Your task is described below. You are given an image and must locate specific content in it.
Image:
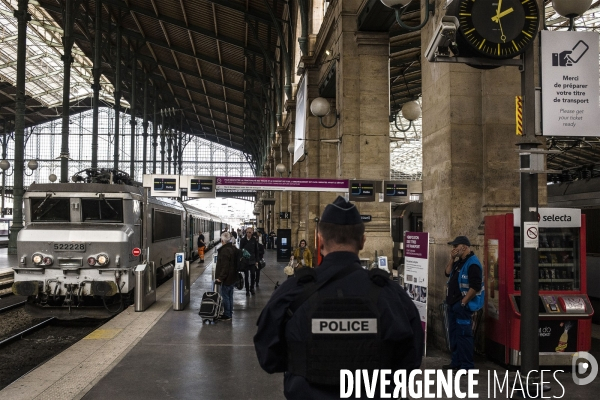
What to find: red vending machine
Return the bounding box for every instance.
[484,208,594,366]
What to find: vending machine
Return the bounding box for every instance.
[484,208,594,366]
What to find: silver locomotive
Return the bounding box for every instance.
[12,175,226,318]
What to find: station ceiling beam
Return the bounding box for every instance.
[100,0,265,58]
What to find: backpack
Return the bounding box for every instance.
[235,247,251,272]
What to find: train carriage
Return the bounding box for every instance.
[12,181,223,318]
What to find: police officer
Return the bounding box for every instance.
[254,196,424,399]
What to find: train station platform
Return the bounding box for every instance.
[1,247,600,399]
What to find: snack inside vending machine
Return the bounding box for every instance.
[484,208,594,366]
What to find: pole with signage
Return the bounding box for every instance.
[403,231,429,354]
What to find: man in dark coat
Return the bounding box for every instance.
[215,231,237,321]
[239,227,259,296]
[254,196,424,399]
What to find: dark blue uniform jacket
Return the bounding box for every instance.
[254,251,424,399]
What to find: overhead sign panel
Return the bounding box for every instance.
[147,174,180,197]
[180,176,216,198]
[541,31,600,136]
[348,180,375,202]
[383,181,408,202]
[215,176,348,192]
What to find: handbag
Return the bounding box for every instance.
[259,259,266,270]
[284,265,295,276]
[235,272,244,290]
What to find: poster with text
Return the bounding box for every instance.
[404,232,429,347]
[541,31,600,136]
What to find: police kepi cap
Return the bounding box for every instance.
[447,236,471,246]
[320,196,362,225]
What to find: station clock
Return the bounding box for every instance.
[454,0,540,59]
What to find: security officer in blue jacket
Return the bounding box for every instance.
[254,196,424,399]
[443,236,484,371]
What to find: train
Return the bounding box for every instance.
[12,170,228,318]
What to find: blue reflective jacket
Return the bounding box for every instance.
[448,254,484,312]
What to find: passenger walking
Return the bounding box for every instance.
[239,227,259,296]
[269,231,276,249]
[230,228,238,244]
[291,239,312,269]
[198,231,206,263]
[443,236,484,371]
[254,196,424,399]
[214,232,237,321]
[252,231,265,288]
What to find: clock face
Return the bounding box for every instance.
[457,0,539,59]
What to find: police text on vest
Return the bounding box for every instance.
[312,319,377,334]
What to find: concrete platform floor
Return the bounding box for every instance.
[82,248,285,400]
[1,246,599,399]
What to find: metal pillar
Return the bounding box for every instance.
[113,18,122,171]
[178,112,183,174]
[160,111,165,173]
[8,0,29,254]
[91,0,102,170]
[60,0,75,182]
[142,75,148,175]
[519,24,541,380]
[167,122,172,175]
[1,120,8,219]
[152,85,158,173]
[172,124,178,174]
[129,51,137,178]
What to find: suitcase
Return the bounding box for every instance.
[199,282,223,323]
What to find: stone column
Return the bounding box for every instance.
[420,3,546,348]
[337,30,392,261]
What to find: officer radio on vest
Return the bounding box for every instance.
[254,196,424,399]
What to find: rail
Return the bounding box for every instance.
[0,317,55,348]
[0,269,14,296]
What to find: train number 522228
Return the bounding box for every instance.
[53,243,86,251]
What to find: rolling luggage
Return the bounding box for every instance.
[199,282,223,323]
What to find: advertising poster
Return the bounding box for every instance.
[403,232,429,346]
[294,74,307,164]
[487,239,500,320]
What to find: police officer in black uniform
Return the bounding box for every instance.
[254,196,424,399]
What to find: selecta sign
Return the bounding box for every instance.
[513,208,581,228]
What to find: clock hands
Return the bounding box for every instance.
[491,1,515,43]
[492,7,515,23]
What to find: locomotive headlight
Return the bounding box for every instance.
[32,253,43,265]
[97,254,109,266]
[87,257,97,266]
[42,256,53,266]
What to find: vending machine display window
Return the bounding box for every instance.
[513,227,580,292]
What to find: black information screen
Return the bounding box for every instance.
[154,178,177,191]
[349,181,375,202]
[385,183,408,197]
[190,179,213,192]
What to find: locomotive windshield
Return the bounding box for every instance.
[30,197,70,222]
[82,198,123,223]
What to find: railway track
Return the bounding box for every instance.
[0,317,55,348]
[0,269,14,296]
[0,296,27,313]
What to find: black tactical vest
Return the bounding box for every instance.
[286,266,394,386]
